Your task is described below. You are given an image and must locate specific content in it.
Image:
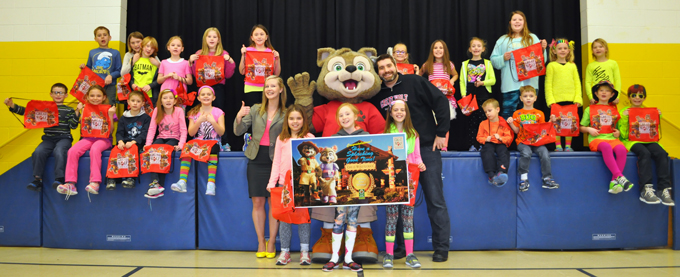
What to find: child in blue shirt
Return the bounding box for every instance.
[79,26,122,105]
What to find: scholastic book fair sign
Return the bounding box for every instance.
[290,134,409,208]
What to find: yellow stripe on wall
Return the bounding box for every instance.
[0,41,124,175]
[581,43,680,157]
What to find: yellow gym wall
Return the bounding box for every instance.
[0,41,125,175]
[581,43,680,157]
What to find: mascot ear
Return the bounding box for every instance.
[357,47,378,59]
[332,145,337,152]
[317,48,336,67]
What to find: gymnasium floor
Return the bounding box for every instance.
[1,247,679,276]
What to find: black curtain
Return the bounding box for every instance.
[128,0,582,151]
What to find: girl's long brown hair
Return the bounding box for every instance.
[505,11,534,47]
[259,76,287,117]
[279,104,310,141]
[127,31,143,54]
[248,24,275,51]
[154,89,180,125]
[200,27,224,56]
[422,40,453,76]
[383,101,419,139]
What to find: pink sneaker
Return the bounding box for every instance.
[299,251,311,265]
[57,183,78,195]
[85,182,100,194]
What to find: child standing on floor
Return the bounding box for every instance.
[57,85,116,196]
[580,81,633,194]
[121,32,144,76]
[507,86,559,192]
[477,99,513,187]
[460,37,496,151]
[545,38,582,152]
[158,36,193,98]
[131,37,161,106]
[585,38,621,105]
[80,26,122,106]
[4,83,79,191]
[239,24,282,106]
[322,103,367,273]
[267,104,314,266]
[618,85,674,205]
[171,86,224,196]
[107,91,150,190]
[145,89,187,198]
[390,43,419,75]
[189,27,236,121]
[381,100,424,268]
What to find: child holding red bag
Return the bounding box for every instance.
[58,85,116,197]
[131,37,161,106]
[239,24,282,106]
[390,43,419,75]
[460,37,496,151]
[266,104,314,266]
[158,36,193,95]
[381,100,424,268]
[107,91,150,190]
[618,85,673,205]
[79,26,122,106]
[545,38,582,152]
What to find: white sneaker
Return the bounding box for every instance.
[206,182,216,196]
[171,180,187,193]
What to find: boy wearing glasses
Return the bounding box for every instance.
[618,84,674,206]
[4,83,79,191]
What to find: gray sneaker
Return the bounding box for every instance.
[639,184,661,204]
[542,178,560,189]
[658,188,675,206]
[405,253,421,268]
[616,176,634,191]
[382,253,394,268]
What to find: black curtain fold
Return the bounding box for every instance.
[128,0,581,151]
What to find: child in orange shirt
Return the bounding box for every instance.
[477,99,514,186]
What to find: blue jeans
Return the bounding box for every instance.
[33,136,72,180]
[419,145,450,251]
[517,144,552,179]
[501,90,520,120]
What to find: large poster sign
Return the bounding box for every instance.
[290,133,409,208]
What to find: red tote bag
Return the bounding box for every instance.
[140,144,174,174]
[81,104,112,138]
[518,122,557,147]
[195,55,225,87]
[589,105,620,134]
[512,43,546,81]
[244,51,275,85]
[430,78,454,96]
[181,139,218,163]
[457,94,478,116]
[272,170,310,224]
[176,82,196,106]
[106,144,139,178]
[141,90,154,114]
[407,164,420,207]
[628,107,660,142]
[116,74,132,101]
[550,104,580,137]
[71,67,105,103]
[23,100,59,129]
[396,63,415,74]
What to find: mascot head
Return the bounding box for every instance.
[297,141,320,158]
[316,47,381,103]
[319,146,338,164]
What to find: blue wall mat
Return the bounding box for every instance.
[517,152,668,250]
[42,151,195,250]
[672,158,680,250]
[0,158,41,246]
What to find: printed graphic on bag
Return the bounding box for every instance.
[517,122,556,147]
[628,107,660,142]
[590,105,619,134]
[116,74,132,101]
[554,112,579,132]
[107,145,139,178]
[512,43,546,81]
[245,51,274,85]
[195,55,225,87]
[396,63,415,74]
[71,67,105,103]
[81,104,111,138]
[140,144,173,174]
[180,139,218,162]
[430,79,453,96]
[23,100,59,129]
[108,152,138,175]
[457,94,478,116]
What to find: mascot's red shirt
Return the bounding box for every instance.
[313,101,385,137]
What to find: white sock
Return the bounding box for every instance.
[358,222,371,229]
[323,222,335,229]
[521,173,528,181]
[344,230,357,263]
[281,248,289,253]
[300,243,309,252]
[330,232,343,262]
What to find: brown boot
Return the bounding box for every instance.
[352,226,379,263]
[311,228,335,263]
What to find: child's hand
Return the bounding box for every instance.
[658,108,662,115]
[206,113,216,124]
[506,117,514,125]
[613,129,620,138]
[142,85,151,92]
[133,53,141,64]
[108,106,116,114]
[125,141,136,149]
[223,53,231,62]
[540,39,548,49]
[174,145,182,151]
[238,101,251,118]
[486,135,492,142]
[171,72,179,80]
[266,183,275,192]
[144,145,150,151]
[273,50,280,58]
[105,75,112,85]
[475,81,484,87]
[196,112,208,123]
[613,98,620,105]
[413,64,420,75]
[77,102,84,111]
[622,108,629,116]
[117,141,125,150]
[550,114,557,122]
[241,44,247,55]
[79,64,86,70]
[577,102,582,107]
[587,127,600,137]
[4,98,14,108]
[189,54,199,63]
[504,52,512,61]
[418,162,426,172]
[494,133,501,140]
[589,98,596,105]
[150,58,160,67]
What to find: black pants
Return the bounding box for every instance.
[467,108,487,149]
[33,136,72,181]
[631,143,671,191]
[147,138,180,186]
[481,142,510,178]
[417,145,450,251]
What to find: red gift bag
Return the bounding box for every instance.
[181,139,218,162]
[195,55,225,87]
[106,144,139,178]
[589,105,620,134]
[628,107,660,142]
[71,67,105,103]
[457,94,478,116]
[140,144,174,174]
[396,63,415,74]
[81,104,112,138]
[430,78,454,96]
[141,90,154,115]
[23,100,59,129]
[272,170,310,224]
[407,164,420,207]
[518,122,557,146]
[176,82,196,106]
[116,74,132,101]
[550,104,580,137]
[512,43,546,81]
[244,51,275,85]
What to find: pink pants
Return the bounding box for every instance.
[65,138,111,183]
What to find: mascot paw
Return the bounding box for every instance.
[287,72,316,106]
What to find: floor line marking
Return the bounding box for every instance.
[122,266,143,277]
[577,269,597,277]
